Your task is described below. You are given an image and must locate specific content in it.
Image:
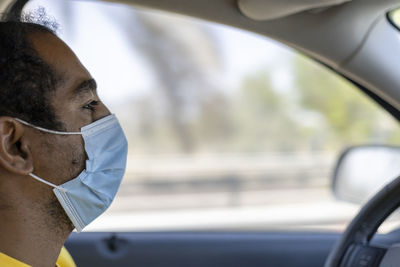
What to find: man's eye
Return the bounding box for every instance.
[83,100,99,111]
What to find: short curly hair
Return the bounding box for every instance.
[0,9,64,130]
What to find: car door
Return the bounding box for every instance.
[13,0,400,266]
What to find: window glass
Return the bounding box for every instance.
[24,0,400,232]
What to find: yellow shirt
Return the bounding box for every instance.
[0,246,76,267]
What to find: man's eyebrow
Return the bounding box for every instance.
[73,79,97,97]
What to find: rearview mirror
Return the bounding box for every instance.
[333,145,400,204]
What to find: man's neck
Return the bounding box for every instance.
[0,203,72,267]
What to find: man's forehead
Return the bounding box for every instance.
[31,32,90,74]
[30,32,93,96]
[30,32,72,64]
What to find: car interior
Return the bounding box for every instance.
[2,0,400,266]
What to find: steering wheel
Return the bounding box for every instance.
[324,175,400,267]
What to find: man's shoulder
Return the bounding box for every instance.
[56,247,76,267]
[0,247,75,267]
[0,251,31,267]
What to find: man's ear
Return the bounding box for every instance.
[0,117,33,175]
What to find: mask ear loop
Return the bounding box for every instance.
[14,118,81,135]
[29,173,67,193]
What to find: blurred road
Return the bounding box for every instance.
[84,153,380,232]
[87,187,360,232]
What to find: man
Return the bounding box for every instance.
[0,12,128,267]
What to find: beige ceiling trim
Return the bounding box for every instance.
[238,0,353,20]
[0,0,16,13]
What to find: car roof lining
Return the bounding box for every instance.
[95,0,396,66]
[0,0,19,19]
[237,0,353,21]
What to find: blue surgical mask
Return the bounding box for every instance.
[15,114,128,232]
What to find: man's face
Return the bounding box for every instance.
[21,32,110,222]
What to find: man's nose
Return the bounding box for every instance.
[93,102,111,122]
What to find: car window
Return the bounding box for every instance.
[25,0,400,233]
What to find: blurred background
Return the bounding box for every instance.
[24,0,400,232]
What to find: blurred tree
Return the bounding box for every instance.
[110,9,223,153]
[293,55,400,147]
[231,70,304,152]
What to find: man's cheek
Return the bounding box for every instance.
[52,136,86,183]
[69,137,86,177]
[71,149,85,171]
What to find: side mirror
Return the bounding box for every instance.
[333,145,400,204]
